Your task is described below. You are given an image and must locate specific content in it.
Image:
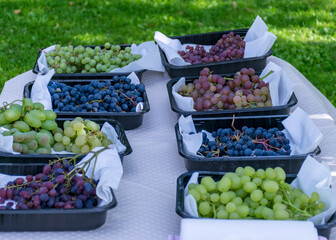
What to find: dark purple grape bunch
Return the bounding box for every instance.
[198,126,291,158]
[0,160,98,210]
[48,75,146,113]
[178,67,273,111]
[178,32,245,64]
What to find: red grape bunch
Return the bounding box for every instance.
[178,32,245,64]
[0,148,109,210]
[178,67,273,111]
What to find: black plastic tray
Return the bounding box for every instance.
[176,171,336,239]
[0,118,132,174]
[167,73,298,117]
[33,44,146,78]
[175,115,320,174]
[23,78,150,130]
[0,165,117,231]
[158,29,273,78]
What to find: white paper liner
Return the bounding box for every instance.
[111,41,164,73]
[36,42,164,74]
[184,156,336,226]
[244,16,277,58]
[0,122,126,155]
[179,218,318,240]
[282,107,323,155]
[0,147,123,207]
[178,107,322,157]
[30,71,144,112]
[171,61,294,111]
[262,61,294,106]
[154,15,276,66]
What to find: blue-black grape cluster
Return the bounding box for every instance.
[0,161,98,209]
[47,75,146,112]
[198,126,291,157]
[178,32,245,64]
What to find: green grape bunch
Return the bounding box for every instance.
[0,98,58,154]
[187,166,325,221]
[52,117,113,154]
[45,43,142,74]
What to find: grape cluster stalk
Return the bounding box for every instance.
[198,123,291,157]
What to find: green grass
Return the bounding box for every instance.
[0,0,335,104]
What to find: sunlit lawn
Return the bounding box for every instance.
[0,0,335,104]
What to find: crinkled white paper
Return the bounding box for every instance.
[244,15,277,58]
[184,156,336,226]
[262,61,294,106]
[155,16,276,66]
[179,218,318,240]
[111,41,165,73]
[77,147,123,206]
[282,107,323,155]
[0,147,123,207]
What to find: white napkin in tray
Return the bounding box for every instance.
[0,147,122,207]
[77,147,123,206]
[184,156,336,226]
[178,107,322,157]
[154,15,276,66]
[282,107,323,155]
[179,218,318,240]
[244,15,277,58]
[37,42,164,74]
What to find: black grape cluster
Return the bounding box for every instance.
[48,76,146,113]
[0,162,98,210]
[178,32,245,64]
[178,67,272,111]
[198,126,291,157]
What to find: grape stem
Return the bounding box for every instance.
[279,185,313,219]
[116,90,136,107]
[0,99,23,111]
[37,48,47,54]
[259,70,274,81]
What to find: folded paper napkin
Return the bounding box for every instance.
[0,147,123,207]
[31,71,144,112]
[179,218,318,240]
[0,122,126,155]
[36,42,164,74]
[154,15,276,66]
[184,156,336,226]
[171,61,294,111]
[178,107,322,157]
[76,147,123,206]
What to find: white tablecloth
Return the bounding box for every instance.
[0,56,335,239]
